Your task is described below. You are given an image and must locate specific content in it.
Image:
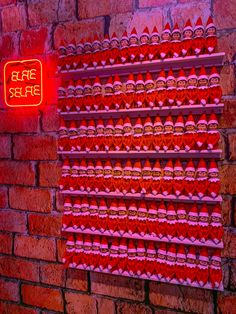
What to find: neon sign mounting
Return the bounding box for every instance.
[4,59,43,107]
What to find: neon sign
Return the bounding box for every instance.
[4,59,43,107]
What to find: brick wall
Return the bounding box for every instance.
[0,1,235,313]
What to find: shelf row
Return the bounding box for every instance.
[61,190,222,204]
[66,264,223,292]
[63,227,223,249]
[58,53,225,80]
[58,149,222,159]
[60,103,224,120]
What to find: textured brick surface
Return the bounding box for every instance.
[220,165,236,194]
[214,0,236,29]
[222,230,236,258]
[66,268,88,291]
[228,133,236,160]
[28,0,58,26]
[40,263,66,287]
[65,292,96,314]
[20,27,49,56]
[28,214,62,236]
[1,4,27,32]
[0,210,27,233]
[78,0,133,19]
[217,292,236,314]
[149,282,214,313]
[22,284,64,312]
[0,232,12,254]
[0,111,39,133]
[39,162,61,187]
[0,135,11,158]
[0,256,39,282]
[0,187,8,209]
[116,301,152,314]
[0,302,39,314]
[9,186,53,212]
[91,272,145,301]
[13,135,57,161]
[0,161,35,185]
[139,0,177,8]
[14,235,56,261]
[0,278,19,302]
[54,19,104,48]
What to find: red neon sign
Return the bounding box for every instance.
[4,59,43,107]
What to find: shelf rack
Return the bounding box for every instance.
[59,52,225,80]
[58,149,222,159]
[59,51,225,291]
[63,227,223,249]
[67,264,223,291]
[61,190,222,204]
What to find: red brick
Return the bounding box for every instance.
[218,33,236,95]
[0,256,39,281]
[66,268,88,291]
[0,161,35,185]
[220,99,236,128]
[28,214,61,237]
[13,135,57,161]
[9,186,53,213]
[222,196,232,226]
[0,210,27,233]
[116,302,152,314]
[139,0,176,8]
[0,0,16,5]
[54,19,104,49]
[78,0,133,19]
[22,284,63,312]
[149,282,214,313]
[0,187,8,209]
[0,302,39,314]
[228,133,236,160]
[222,229,236,258]
[170,2,210,29]
[56,191,64,212]
[39,162,61,187]
[223,261,230,289]
[91,272,145,301]
[20,27,49,56]
[96,298,116,314]
[0,278,19,302]
[0,111,39,133]
[230,260,236,290]
[28,0,58,26]
[220,165,236,194]
[217,292,236,314]
[0,135,11,158]
[214,0,236,29]
[0,34,17,59]
[40,263,66,287]
[57,238,66,262]
[110,10,163,39]
[58,0,76,21]
[42,105,59,132]
[1,4,27,32]
[0,232,12,254]
[65,292,96,314]
[14,235,56,261]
